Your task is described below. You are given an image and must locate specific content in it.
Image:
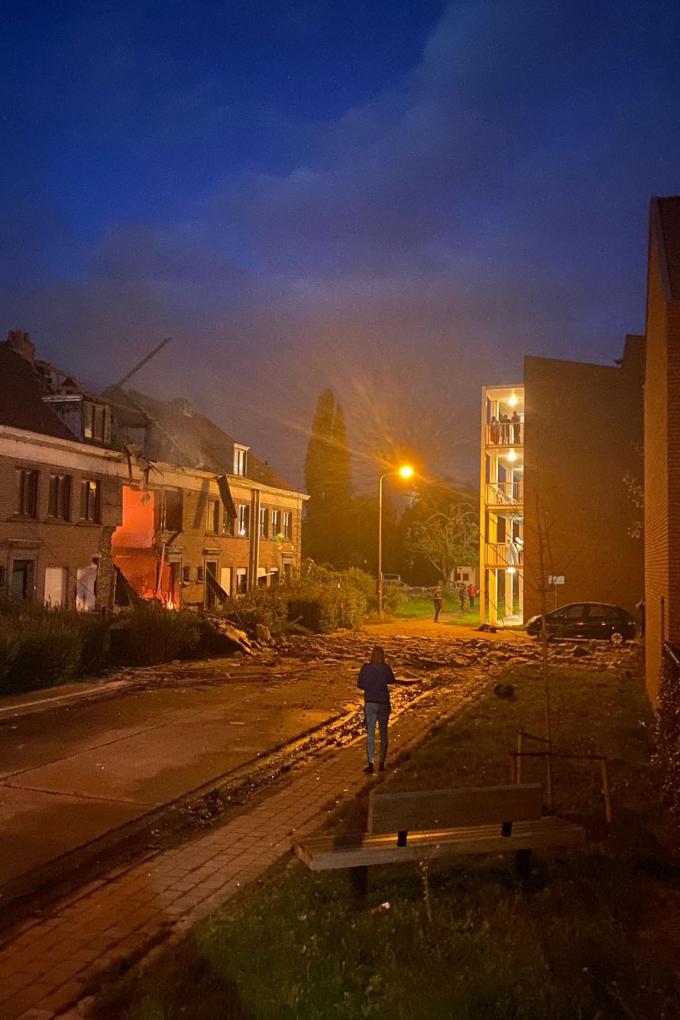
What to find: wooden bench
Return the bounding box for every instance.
[295,783,585,892]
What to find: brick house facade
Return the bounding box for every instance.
[108,388,306,608]
[643,196,680,705]
[0,335,122,609]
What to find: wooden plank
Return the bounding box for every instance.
[368,783,543,835]
[295,817,585,872]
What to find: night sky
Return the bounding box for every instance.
[3,1,680,488]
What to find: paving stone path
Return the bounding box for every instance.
[0,682,480,1019]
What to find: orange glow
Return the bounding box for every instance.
[113,486,156,548]
[398,464,415,479]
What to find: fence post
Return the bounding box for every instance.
[600,760,612,824]
[515,731,523,784]
[545,743,553,811]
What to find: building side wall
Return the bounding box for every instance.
[644,221,680,704]
[523,354,644,622]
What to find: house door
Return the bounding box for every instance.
[205,560,218,609]
[44,566,67,607]
[220,566,232,598]
[11,559,35,600]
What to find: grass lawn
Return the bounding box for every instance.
[393,592,480,627]
[94,660,680,1020]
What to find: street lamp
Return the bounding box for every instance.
[378,464,414,618]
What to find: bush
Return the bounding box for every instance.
[221,586,289,634]
[217,566,372,635]
[0,606,107,695]
[109,605,204,665]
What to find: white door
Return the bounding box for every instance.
[44,567,67,607]
[220,566,232,597]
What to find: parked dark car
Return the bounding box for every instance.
[525,602,636,644]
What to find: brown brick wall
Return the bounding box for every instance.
[0,453,122,609]
[523,347,644,623]
[644,211,680,704]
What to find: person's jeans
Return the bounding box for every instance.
[365,701,390,764]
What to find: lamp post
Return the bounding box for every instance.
[378,464,414,618]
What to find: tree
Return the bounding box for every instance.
[303,389,353,566]
[407,503,478,582]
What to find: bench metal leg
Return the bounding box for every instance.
[350,866,368,899]
[515,849,532,882]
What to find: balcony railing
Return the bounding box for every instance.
[485,422,523,447]
[486,481,523,506]
[485,542,523,568]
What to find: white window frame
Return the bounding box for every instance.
[233,445,248,477]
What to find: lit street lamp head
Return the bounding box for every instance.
[397,464,414,480]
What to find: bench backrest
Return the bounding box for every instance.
[367,783,543,835]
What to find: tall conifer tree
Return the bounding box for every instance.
[304,389,353,565]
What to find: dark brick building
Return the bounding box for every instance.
[480,341,644,626]
[643,196,680,704]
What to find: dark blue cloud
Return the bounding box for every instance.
[2,1,680,485]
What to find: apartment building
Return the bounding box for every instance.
[643,196,680,705]
[108,389,306,608]
[480,339,644,625]
[0,333,122,609]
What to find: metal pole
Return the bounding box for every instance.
[515,730,523,784]
[378,473,385,618]
[601,760,612,824]
[113,337,172,389]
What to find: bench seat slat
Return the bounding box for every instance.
[368,783,543,834]
[295,818,585,871]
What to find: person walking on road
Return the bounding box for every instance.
[358,646,405,774]
[432,585,443,622]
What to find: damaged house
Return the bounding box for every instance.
[0,331,306,612]
[107,388,307,609]
[0,331,122,609]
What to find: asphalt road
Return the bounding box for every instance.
[0,654,362,889]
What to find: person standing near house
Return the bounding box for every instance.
[458,583,468,613]
[490,415,500,444]
[432,585,443,622]
[357,646,407,774]
[499,413,511,444]
[511,410,521,444]
[467,583,478,608]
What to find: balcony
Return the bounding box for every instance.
[485,542,523,568]
[486,480,523,508]
[485,422,523,447]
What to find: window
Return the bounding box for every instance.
[233,447,247,476]
[197,566,204,582]
[182,565,191,583]
[237,504,249,537]
[236,567,248,594]
[48,474,71,520]
[259,506,269,538]
[16,468,38,517]
[271,509,281,537]
[207,498,220,534]
[164,490,183,531]
[282,511,292,540]
[83,401,109,442]
[80,479,101,522]
[11,559,35,600]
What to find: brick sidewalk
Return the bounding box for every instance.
[0,684,478,1019]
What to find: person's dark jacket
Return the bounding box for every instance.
[358,663,396,705]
